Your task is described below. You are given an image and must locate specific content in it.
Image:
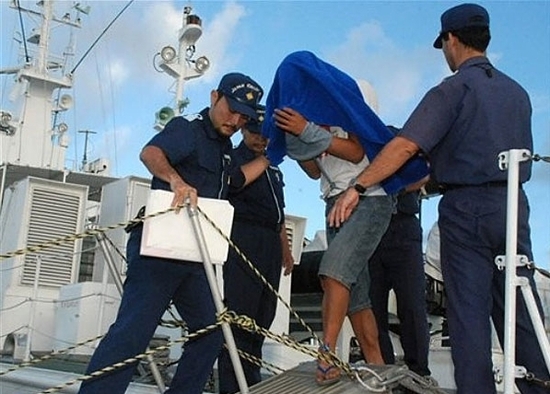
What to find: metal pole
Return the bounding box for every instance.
[0,164,7,213]
[96,233,123,292]
[24,255,42,362]
[499,149,528,394]
[186,204,250,394]
[518,277,550,368]
[96,233,166,393]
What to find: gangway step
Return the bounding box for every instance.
[241,361,449,393]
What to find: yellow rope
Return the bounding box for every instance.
[37,321,223,394]
[0,335,104,376]
[195,205,321,343]
[0,203,352,391]
[0,205,179,260]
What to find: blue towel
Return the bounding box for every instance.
[263,50,429,194]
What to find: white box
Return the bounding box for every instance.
[53,282,120,355]
[140,190,234,264]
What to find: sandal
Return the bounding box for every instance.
[316,344,341,386]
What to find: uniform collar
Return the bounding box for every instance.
[458,56,491,71]
[201,107,230,141]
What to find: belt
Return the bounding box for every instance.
[234,216,282,232]
[439,181,513,193]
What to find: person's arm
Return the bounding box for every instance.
[140,145,198,209]
[325,132,364,163]
[298,159,321,179]
[275,107,365,163]
[280,224,294,276]
[404,174,430,192]
[239,155,270,187]
[328,136,420,227]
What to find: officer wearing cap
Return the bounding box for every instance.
[368,129,431,380]
[79,73,266,394]
[329,3,548,393]
[218,106,294,394]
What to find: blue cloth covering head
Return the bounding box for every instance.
[263,50,429,194]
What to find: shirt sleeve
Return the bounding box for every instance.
[145,117,195,164]
[400,83,458,154]
[227,149,247,191]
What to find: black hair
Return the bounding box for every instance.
[443,26,491,52]
[215,90,225,104]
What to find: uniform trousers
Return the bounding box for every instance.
[218,222,283,394]
[78,225,223,394]
[369,211,431,376]
[439,186,548,394]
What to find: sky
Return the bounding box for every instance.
[1,0,549,270]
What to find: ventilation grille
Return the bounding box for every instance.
[22,188,82,287]
[284,215,306,263]
[285,221,295,251]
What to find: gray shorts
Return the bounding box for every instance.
[320,194,393,315]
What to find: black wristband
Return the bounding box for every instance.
[353,183,367,194]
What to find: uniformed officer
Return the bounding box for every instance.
[369,188,431,378]
[328,3,548,393]
[218,107,294,394]
[79,73,266,394]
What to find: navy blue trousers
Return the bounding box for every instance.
[218,222,282,394]
[369,212,431,376]
[78,225,223,394]
[439,187,548,394]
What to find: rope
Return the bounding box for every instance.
[36,321,222,393]
[0,205,178,260]
[195,205,322,344]
[0,335,105,377]
[0,202,352,388]
[70,0,135,74]
[218,309,353,378]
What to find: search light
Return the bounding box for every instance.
[194,56,210,74]
[160,46,177,63]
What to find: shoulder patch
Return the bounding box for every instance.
[183,113,203,122]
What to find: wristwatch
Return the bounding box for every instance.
[349,177,367,194]
[353,182,367,194]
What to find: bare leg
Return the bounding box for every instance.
[349,308,385,365]
[321,276,350,350]
[316,276,350,383]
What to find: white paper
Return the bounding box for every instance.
[140,189,234,265]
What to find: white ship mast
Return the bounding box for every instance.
[154,5,210,130]
[0,0,86,171]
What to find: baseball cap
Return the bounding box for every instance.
[244,105,266,134]
[433,3,489,49]
[217,73,264,120]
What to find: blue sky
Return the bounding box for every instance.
[1,0,549,269]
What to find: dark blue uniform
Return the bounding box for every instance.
[218,141,286,394]
[369,191,430,377]
[80,108,230,394]
[401,57,548,393]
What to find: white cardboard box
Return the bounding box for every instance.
[140,189,234,264]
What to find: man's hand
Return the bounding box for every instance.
[274,107,308,136]
[327,188,360,228]
[140,145,198,210]
[282,250,294,276]
[169,176,198,211]
[280,225,295,276]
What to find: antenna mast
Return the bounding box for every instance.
[78,129,96,170]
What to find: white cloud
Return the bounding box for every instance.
[197,1,247,84]
[325,20,445,125]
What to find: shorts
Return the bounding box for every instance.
[320,194,393,314]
